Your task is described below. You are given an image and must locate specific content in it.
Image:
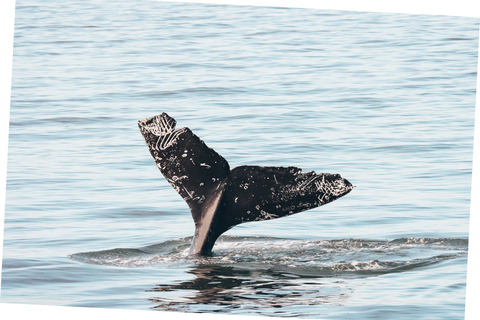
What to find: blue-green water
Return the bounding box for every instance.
[2,1,478,319]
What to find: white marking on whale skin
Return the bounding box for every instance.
[160,114,175,133]
[139,114,186,152]
[183,186,194,200]
[314,177,350,203]
[297,174,320,191]
[200,163,211,169]
[140,114,176,136]
[256,210,278,221]
[154,128,187,151]
[171,175,188,182]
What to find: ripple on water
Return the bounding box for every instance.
[69,236,467,276]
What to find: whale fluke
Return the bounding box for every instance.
[138,113,354,256]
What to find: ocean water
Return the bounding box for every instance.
[1,1,478,319]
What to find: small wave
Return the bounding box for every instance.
[68,236,467,276]
[10,116,116,127]
[388,237,468,246]
[68,237,192,267]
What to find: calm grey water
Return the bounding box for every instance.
[2,1,478,319]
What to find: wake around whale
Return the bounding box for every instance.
[138,113,354,256]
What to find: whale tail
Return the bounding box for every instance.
[138,113,354,255]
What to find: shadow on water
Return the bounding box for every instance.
[69,236,467,314]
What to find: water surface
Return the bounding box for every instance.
[2,1,478,319]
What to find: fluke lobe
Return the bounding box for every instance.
[138,113,354,256]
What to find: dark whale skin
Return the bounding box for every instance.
[139,113,354,255]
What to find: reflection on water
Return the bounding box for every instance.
[149,264,350,313]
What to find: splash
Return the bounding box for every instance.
[68,236,467,275]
